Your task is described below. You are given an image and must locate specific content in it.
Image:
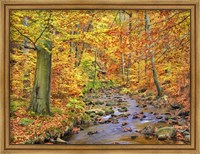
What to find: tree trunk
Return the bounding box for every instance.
[145,11,162,97]
[29,41,52,114]
[126,53,131,85]
[137,61,141,83]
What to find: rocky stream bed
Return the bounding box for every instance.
[56,88,190,145]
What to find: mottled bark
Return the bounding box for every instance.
[29,40,52,114]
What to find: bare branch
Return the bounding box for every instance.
[10,23,36,49]
[34,12,52,45]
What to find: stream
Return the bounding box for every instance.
[65,88,181,144]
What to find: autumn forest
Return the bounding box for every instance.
[10,10,191,144]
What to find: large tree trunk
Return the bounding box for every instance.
[29,41,52,114]
[145,11,162,97]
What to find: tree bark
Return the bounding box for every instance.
[145,11,162,97]
[29,40,52,114]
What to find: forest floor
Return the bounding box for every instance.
[61,87,191,144]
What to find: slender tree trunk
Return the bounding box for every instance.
[137,61,141,83]
[145,11,162,97]
[126,53,131,85]
[29,41,52,114]
[119,10,125,82]
[121,53,125,81]
[75,44,79,67]
[126,12,132,85]
[93,49,97,90]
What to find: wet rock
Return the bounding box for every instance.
[87,131,98,135]
[131,135,138,140]
[155,127,176,139]
[171,103,181,110]
[122,122,128,126]
[98,119,106,124]
[118,98,123,102]
[158,135,167,140]
[118,106,128,112]
[132,115,138,119]
[104,108,114,115]
[171,120,178,124]
[178,110,189,117]
[165,116,176,120]
[158,120,167,123]
[112,118,119,124]
[156,115,163,119]
[142,114,147,118]
[122,127,132,132]
[141,125,155,136]
[142,104,147,108]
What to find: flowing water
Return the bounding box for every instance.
[67,89,175,144]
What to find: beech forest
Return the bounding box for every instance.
[10,10,191,144]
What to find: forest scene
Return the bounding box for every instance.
[10,9,191,144]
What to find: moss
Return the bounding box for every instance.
[51,107,62,115]
[19,118,34,126]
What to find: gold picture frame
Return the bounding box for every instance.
[0,0,199,153]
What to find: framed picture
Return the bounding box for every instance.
[0,0,199,153]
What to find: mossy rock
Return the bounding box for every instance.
[155,127,176,139]
[118,106,128,112]
[97,111,104,116]
[104,108,114,115]
[165,116,176,120]
[95,101,104,105]
[106,102,115,106]
[85,110,95,114]
[19,118,34,126]
[90,113,96,118]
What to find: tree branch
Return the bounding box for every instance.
[34,12,52,45]
[10,23,36,49]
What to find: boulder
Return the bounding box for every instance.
[155,127,176,139]
[141,125,155,136]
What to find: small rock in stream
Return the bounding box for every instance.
[156,115,163,119]
[122,122,128,126]
[122,127,132,132]
[87,131,98,135]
